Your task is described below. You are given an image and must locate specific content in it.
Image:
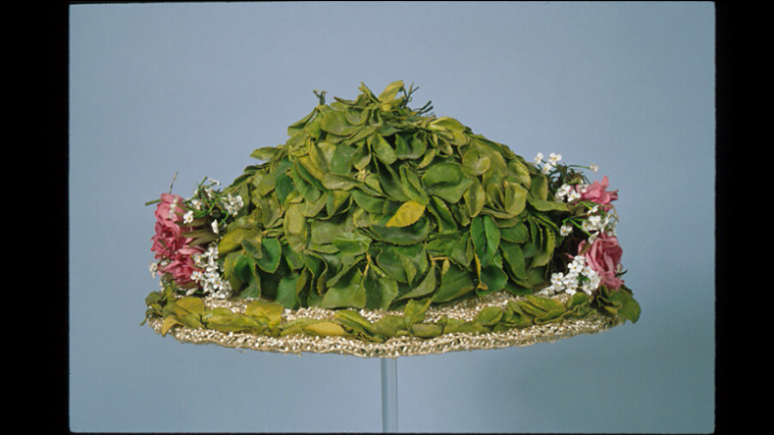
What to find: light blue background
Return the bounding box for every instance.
[69,2,715,433]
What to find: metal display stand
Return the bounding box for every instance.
[380,358,398,432]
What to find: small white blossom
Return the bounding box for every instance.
[542,163,553,174]
[567,189,581,202]
[223,194,245,215]
[582,266,598,280]
[149,261,158,278]
[191,270,204,282]
[211,220,219,234]
[534,152,544,164]
[168,197,179,220]
[183,210,194,224]
[568,261,584,275]
[551,272,565,288]
[590,163,599,173]
[190,198,202,210]
[556,184,571,201]
[548,153,562,164]
[560,224,573,236]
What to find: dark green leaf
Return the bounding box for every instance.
[320,267,366,309]
[471,215,500,268]
[421,163,473,204]
[257,238,282,273]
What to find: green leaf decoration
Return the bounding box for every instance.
[244,299,284,327]
[471,215,500,268]
[320,267,366,309]
[476,306,504,326]
[332,231,372,256]
[250,146,280,161]
[371,315,406,337]
[364,265,399,310]
[597,285,641,324]
[421,163,474,204]
[256,238,282,273]
[433,263,475,303]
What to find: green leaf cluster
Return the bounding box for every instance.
[211,80,580,312]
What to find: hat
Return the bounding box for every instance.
[144,81,640,357]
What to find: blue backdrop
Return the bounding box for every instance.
[69,2,716,432]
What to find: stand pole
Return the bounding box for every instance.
[380,357,398,432]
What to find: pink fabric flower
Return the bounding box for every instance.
[579,175,618,209]
[578,232,624,290]
[150,193,203,286]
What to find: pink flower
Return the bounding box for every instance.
[578,232,624,290]
[579,176,618,209]
[150,193,203,286]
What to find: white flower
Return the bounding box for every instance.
[149,261,158,278]
[590,163,599,173]
[567,189,581,202]
[190,198,202,210]
[534,152,544,164]
[223,194,244,215]
[211,220,220,234]
[548,153,562,164]
[551,272,565,288]
[542,163,553,174]
[190,270,204,282]
[568,260,584,275]
[560,224,573,236]
[168,198,178,220]
[183,210,194,225]
[582,266,598,280]
[556,184,571,201]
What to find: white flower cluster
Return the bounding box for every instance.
[168,196,180,220]
[149,259,171,291]
[223,193,244,216]
[534,152,563,174]
[555,183,619,243]
[555,183,582,203]
[149,260,160,278]
[539,255,601,297]
[190,243,232,299]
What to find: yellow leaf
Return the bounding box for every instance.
[161,316,183,336]
[174,296,205,315]
[303,321,348,337]
[385,201,425,228]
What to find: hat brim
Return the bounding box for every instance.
[144,292,623,358]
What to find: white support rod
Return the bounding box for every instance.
[380,358,398,432]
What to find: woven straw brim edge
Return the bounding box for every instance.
[144,293,622,358]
